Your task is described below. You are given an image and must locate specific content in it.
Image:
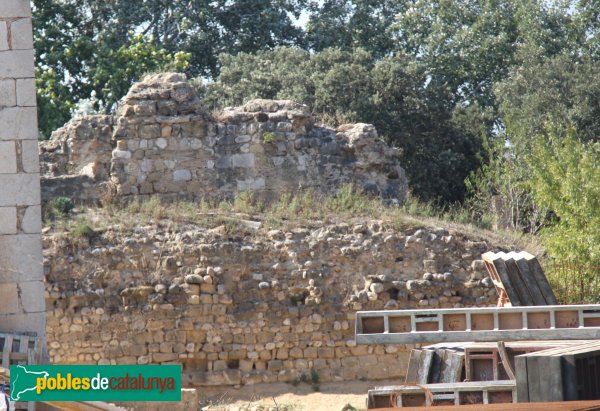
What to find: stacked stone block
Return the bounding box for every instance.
[40,73,409,204]
[44,221,497,386]
[0,0,46,343]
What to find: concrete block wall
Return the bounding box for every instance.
[0,0,46,345]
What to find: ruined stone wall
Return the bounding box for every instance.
[44,222,498,386]
[0,0,46,344]
[40,73,408,204]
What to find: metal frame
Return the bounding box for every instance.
[356,305,600,344]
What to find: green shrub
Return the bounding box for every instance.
[49,197,75,217]
[262,131,275,143]
[73,221,95,238]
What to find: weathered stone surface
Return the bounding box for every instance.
[0,3,46,352]
[0,106,37,140]
[44,221,496,386]
[0,207,16,235]
[0,1,32,18]
[0,141,17,173]
[16,78,36,106]
[40,73,408,204]
[0,174,41,206]
[0,79,16,106]
[0,50,34,78]
[10,18,33,49]
[0,22,8,51]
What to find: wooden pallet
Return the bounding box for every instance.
[0,333,41,411]
[515,341,600,403]
[405,347,464,384]
[367,381,516,409]
[356,304,600,344]
[416,341,581,383]
[462,341,571,381]
[482,251,557,307]
[38,402,129,411]
[365,400,600,411]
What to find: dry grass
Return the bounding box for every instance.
[42,185,543,253]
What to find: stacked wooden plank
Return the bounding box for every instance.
[515,341,600,402]
[367,381,516,408]
[366,341,595,409]
[405,345,464,385]
[365,400,600,411]
[462,341,586,382]
[482,251,557,307]
[359,250,600,409]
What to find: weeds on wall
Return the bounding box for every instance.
[41,184,535,254]
[289,368,320,392]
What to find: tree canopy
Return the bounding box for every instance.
[33,0,600,221]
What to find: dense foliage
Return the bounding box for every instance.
[33,0,307,137]
[33,0,600,263]
[204,47,485,202]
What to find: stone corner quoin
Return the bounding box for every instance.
[0,0,46,344]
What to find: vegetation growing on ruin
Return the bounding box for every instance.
[34,0,600,287]
[42,185,541,258]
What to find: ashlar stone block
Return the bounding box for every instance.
[20,139,40,173]
[0,106,38,140]
[0,141,17,173]
[0,312,45,336]
[21,204,41,233]
[0,234,43,282]
[0,79,16,107]
[0,173,41,206]
[0,207,17,234]
[10,18,33,49]
[16,78,35,106]
[0,49,34,78]
[19,280,46,313]
[0,22,8,51]
[0,282,19,314]
[0,0,32,18]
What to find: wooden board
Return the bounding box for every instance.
[516,342,600,403]
[417,350,434,384]
[365,400,600,411]
[483,252,521,306]
[367,381,516,409]
[482,251,558,307]
[521,251,558,305]
[406,348,464,385]
[502,253,535,306]
[405,349,423,384]
[512,253,547,306]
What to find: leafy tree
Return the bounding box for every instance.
[90,35,190,113]
[528,128,600,263]
[497,54,600,145]
[206,47,487,203]
[392,0,521,109]
[306,0,403,58]
[32,0,308,137]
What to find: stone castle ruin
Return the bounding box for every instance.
[40,73,408,204]
[0,0,46,347]
[0,1,505,395]
[36,73,502,386]
[44,222,498,386]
